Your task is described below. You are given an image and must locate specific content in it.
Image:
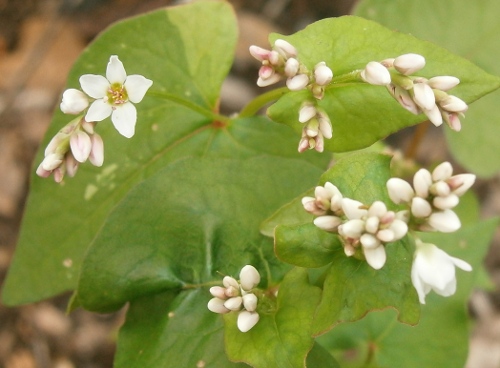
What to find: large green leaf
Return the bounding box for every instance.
[354,0,500,177]
[225,268,322,368]
[317,218,498,367]
[2,2,328,305]
[267,15,500,153]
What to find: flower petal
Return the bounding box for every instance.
[70,130,92,163]
[124,75,153,103]
[89,133,104,167]
[111,102,137,138]
[85,100,113,122]
[80,74,109,99]
[106,55,127,84]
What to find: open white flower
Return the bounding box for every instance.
[80,55,153,138]
[411,239,472,304]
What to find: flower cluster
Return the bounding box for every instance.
[386,161,475,233]
[60,55,153,138]
[304,161,475,303]
[297,102,332,153]
[303,182,407,269]
[207,265,261,332]
[36,118,103,183]
[360,53,468,131]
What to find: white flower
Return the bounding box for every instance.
[411,239,472,304]
[80,55,153,138]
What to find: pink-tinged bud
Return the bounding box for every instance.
[89,133,104,167]
[442,111,462,131]
[285,58,300,77]
[208,298,230,314]
[41,153,64,171]
[448,174,475,196]
[224,296,243,311]
[298,136,310,153]
[237,310,259,333]
[411,197,432,218]
[413,169,432,198]
[432,161,453,181]
[439,95,468,113]
[390,219,408,240]
[387,178,414,204]
[428,209,461,232]
[360,61,391,86]
[242,293,258,312]
[70,130,92,163]
[299,104,316,123]
[65,154,79,177]
[286,74,309,91]
[340,219,365,239]
[413,83,435,111]
[428,76,460,91]
[210,286,227,299]
[342,198,367,220]
[390,86,420,115]
[433,194,459,210]
[314,62,333,86]
[318,113,332,139]
[249,45,272,62]
[364,245,386,270]
[314,134,324,152]
[36,163,52,178]
[344,244,356,257]
[258,65,274,79]
[225,285,239,298]
[424,104,443,127]
[314,216,342,232]
[60,88,89,114]
[239,265,260,291]
[53,166,65,183]
[274,39,297,58]
[257,73,281,87]
[223,276,239,289]
[365,216,380,234]
[380,58,395,68]
[393,53,426,75]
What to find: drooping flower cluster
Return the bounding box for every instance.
[36,118,103,183]
[304,161,475,303]
[360,53,468,131]
[60,55,153,138]
[207,265,261,332]
[297,102,332,153]
[386,161,475,233]
[303,182,408,269]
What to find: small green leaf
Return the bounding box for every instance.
[267,15,500,152]
[225,268,322,368]
[354,0,500,177]
[275,223,342,268]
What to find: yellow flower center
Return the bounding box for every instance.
[106,83,128,105]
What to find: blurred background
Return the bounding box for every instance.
[1,0,499,367]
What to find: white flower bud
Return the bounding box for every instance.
[318,113,332,139]
[360,233,380,249]
[413,169,432,198]
[224,285,239,298]
[274,39,297,58]
[340,219,365,239]
[360,61,391,86]
[411,197,432,218]
[65,154,79,178]
[413,83,435,111]
[433,194,459,210]
[224,296,243,311]
[223,276,239,289]
[285,58,300,78]
[242,293,258,312]
[448,174,475,196]
[439,95,468,113]
[257,73,281,87]
[299,103,316,123]
[249,45,272,62]
[41,153,64,171]
[428,209,461,232]
[208,298,230,314]
[387,178,414,204]
[376,229,395,243]
[368,201,387,218]
[60,88,89,114]
[239,265,261,291]
[209,286,227,299]
[427,76,460,91]
[344,244,356,257]
[389,219,408,240]
[432,181,451,197]
[442,111,462,131]
[286,74,310,91]
[365,216,380,234]
[342,198,367,219]
[424,104,443,127]
[314,216,342,232]
[364,245,387,270]
[390,86,420,115]
[237,310,260,332]
[89,133,104,167]
[432,161,453,181]
[393,53,426,75]
[314,62,333,86]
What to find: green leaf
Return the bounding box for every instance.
[115,289,245,368]
[354,0,500,177]
[306,342,340,368]
[275,223,342,268]
[2,1,328,305]
[317,219,498,368]
[225,268,322,368]
[267,15,500,153]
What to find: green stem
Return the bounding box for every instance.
[148,90,230,124]
[239,87,289,118]
[182,280,222,290]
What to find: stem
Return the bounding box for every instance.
[148,90,230,124]
[182,280,222,290]
[239,87,289,118]
[406,121,430,160]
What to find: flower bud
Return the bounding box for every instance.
[447,174,475,196]
[339,219,365,239]
[393,53,426,75]
[209,286,227,299]
[424,104,443,127]
[413,83,435,111]
[387,178,414,204]
[439,95,468,113]
[242,293,258,312]
[360,233,380,249]
[427,76,460,91]
[411,197,432,218]
[318,113,332,139]
[286,74,309,91]
[274,39,297,58]
[433,194,459,210]
[41,153,64,171]
[413,169,432,198]
[224,296,243,311]
[365,216,380,234]
[376,229,395,243]
[208,298,230,314]
[360,61,391,85]
[432,161,453,181]
[342,198,367,219]
[285,58,300,77]
[314,62,333,86]
[428,209,461,232]
[390,219,408,240]
[314,215,342,232]
[364,245,386,270]
[299,103,316,123]
[239,265,260,291]
[223,276,239,289]
[89,133,104,167]
[257,73,281,87]
[70,131,92,163]
[237,310,260,332]
[60,88,89,114]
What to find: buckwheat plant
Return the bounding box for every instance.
[3,2,500,368]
